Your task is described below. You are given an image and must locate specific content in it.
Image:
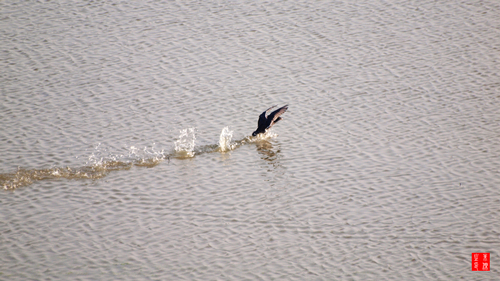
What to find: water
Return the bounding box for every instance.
[1,0,499,279]
[219,126,234,152]
[175,128,197,158]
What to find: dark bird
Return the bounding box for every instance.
[252,105,288,136]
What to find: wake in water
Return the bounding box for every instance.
[1,143,168,190]
[1,104,288,189]
[1,127,278,190]
[0,161,132,190]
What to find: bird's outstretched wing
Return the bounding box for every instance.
[266,105,288,129]
[258,105,277,128]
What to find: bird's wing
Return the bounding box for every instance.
[267,105,288,128]
[258,105,277,128]
[264,105,277,118]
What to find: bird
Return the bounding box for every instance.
[252,105,288,136]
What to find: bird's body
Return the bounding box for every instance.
[252,105,288,136]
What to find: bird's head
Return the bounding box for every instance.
[252,131,258,137]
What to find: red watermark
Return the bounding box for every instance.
[472,253,490,271]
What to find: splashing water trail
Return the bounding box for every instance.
[251,130,278,141]
[174,128,196,158]
[0,142,169,190]
[128,144,166,167]
[219,126,234,152]
[1,127,277,189]
[86,143,123,167]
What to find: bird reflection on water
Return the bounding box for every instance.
[255,139,280,162]
[254,137,285,180]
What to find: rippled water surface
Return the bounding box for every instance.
[1,0,500,279]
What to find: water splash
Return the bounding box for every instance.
[219,126,234,152]
[174,128,196,158]
[0,127,280,190]
[127,144,167,167]
[250,130,278,141]
[1,161,133,190]
[1,143,167,190]
[86,143,124,166]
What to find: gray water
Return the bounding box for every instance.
[1,0,500,280]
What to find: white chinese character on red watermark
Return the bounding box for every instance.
[472,253,490,271]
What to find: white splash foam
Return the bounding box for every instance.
[86,142,124,167]
[251,130,278,141]
[127,144,166,166]
[219,126,234,152]
[175,128,196,157]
